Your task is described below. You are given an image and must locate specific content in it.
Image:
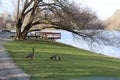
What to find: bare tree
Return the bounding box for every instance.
[13,0,102,40]
[104,9,120,30]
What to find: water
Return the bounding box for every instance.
[55,30,120,58]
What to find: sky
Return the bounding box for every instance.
[1,0,120,20]
[0,0,14,14]
[73,0,120,20]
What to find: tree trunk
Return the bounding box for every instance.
[21,24,32,39]
[15,27,29,40]
[16,27,22,40]
[21,31,28,40]
[21,29,29,40]
[15,17,23,40]
[16,27,30,40]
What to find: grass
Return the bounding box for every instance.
[3,40,120,80]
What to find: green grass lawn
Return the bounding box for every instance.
[3,40,120,80]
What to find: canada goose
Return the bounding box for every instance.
[26,47,35,58]
[50,55,61,61]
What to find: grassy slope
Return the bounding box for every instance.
[3,40,120,80]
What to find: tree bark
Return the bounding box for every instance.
[21,24,32,39]
[16,26,22,40]
[15,17,23,40]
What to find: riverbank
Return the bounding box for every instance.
[4,40,120,80]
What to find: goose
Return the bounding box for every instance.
[50,55,61,61]
[26,47,35,58]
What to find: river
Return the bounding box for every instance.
[55,30,120,58]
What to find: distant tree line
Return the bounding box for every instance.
[104,9,120,30]
[0,12,15,30]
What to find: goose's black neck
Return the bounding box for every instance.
[32,47,35,53]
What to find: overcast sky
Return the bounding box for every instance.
[0,0,14,14]
[73,0,120,20]
[1,0,120,20]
